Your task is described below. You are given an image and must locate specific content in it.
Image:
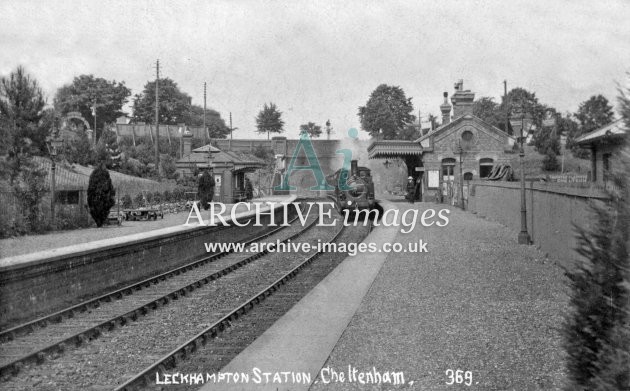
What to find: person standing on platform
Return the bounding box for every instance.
[406,176,416,204]
[415,176,422,202]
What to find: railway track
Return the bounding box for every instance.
[119,220,372,391]
[1,205,373,391]
[0,203,314,380]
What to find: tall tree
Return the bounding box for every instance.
[54,74,130,142]
[87,164,116,227]
[358,84,415,140]
[505,87,547,131]
[299,122,322,138]
[562,85,630,390]
[133,78,191,125]
[182,105,230,138]
[473,96,504,130]
[255,103,284,140]
[0,66,47,182]
[575,95,615,135]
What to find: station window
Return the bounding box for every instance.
[441,158,456,182]
[479,158,494,178]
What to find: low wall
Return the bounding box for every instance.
[468,181,608,267]
[0,199,297,326]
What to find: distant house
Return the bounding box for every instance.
[575,119,627,185]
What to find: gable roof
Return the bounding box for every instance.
[575,119,626,145]
[415,114,515,144]
[177,144,266,171]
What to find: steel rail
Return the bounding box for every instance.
[113,222,347,391]
[0,206,318,378]
[0,204,305,343]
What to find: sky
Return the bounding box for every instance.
[1,0,629,139]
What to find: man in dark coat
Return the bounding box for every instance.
[406,176,416,204]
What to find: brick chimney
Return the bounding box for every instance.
[440,92,452,125]
[451,80,475,119]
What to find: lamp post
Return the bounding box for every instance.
[46,130,63,228]
[510,110,533,244]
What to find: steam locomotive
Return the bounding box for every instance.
[327,159,376,213]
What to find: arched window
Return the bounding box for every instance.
[441,158,456,182]
[463,172,473,181]
[479,158,494,178]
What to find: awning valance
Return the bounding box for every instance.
[367,140,423,159]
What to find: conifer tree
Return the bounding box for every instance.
[563,83,630,390]
[87,164,116,227]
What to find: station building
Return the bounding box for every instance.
[368,81,516,203]
[575,119,627,187]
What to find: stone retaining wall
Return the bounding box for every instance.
[467,181,609,267]
[0,201,296,326]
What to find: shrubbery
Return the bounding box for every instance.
[87,165,116,227]
[563,87,630,390]
[198,170,215,210]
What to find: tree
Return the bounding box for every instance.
[87,165,116,227]
[398,124,421,141]
[562,85,630,390]
[12,160,48,232]
[506,88,545,124]
[0,66,47,182]
[133,78,191,125]
[198,170,215,210]
[561,115,589,158]
[473,97,505,130]
[358,84,415,140]
[255,103,284,140]
[575,95,615,135]
[182,105,230,138]
[54,74,130,142]
[299,122,322,138]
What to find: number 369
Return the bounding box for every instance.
[445,369,473,386]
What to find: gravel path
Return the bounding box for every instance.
[311,203,568,391]
[0,197,292,259]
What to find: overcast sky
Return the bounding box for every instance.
[1,0,629,139]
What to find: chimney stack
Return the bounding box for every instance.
[451,80,475,119]
[440,92,451,125]
[350,159,358,177]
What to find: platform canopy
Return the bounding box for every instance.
[367,140,423,159]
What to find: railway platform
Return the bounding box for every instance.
[203,201,567,391]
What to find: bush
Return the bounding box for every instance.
[133,192,145,208]
[12,162,49,232]
[121,194,133,208]
[542,150,560,171]
[163,190,172,203]
[145,191,154,204]
[198,170,215,210]
[562,96,630,389]
[87,165,116,227]
[153,191,162,204]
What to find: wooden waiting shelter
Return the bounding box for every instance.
[176,130,265,203]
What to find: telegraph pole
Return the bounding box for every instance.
[203,82,208,141]
[230,112,233,140]
[155,59,161,177]
[504,80,509,135]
